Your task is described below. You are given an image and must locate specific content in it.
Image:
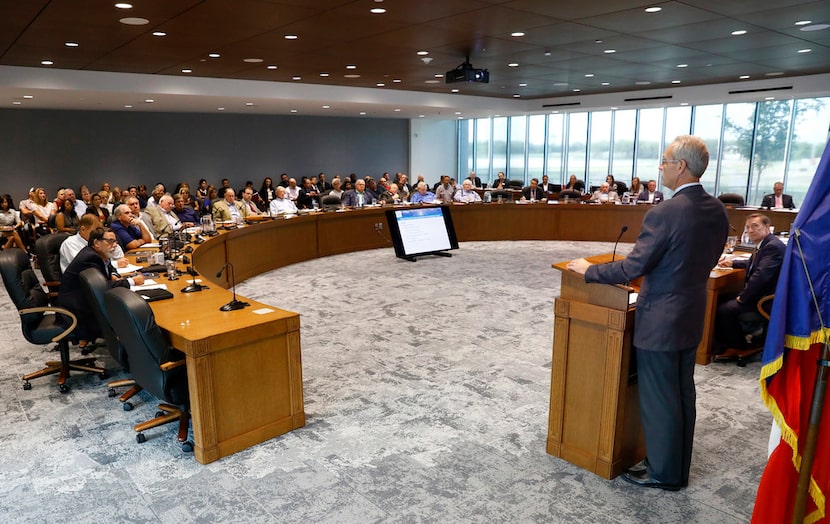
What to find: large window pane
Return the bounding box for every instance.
[788,98,830,206]
[527,115,546,180]
[720,103,757,198]
[747,100,793,205]
[475,118,491,178]
[692,104,724,194]
[547,113,565,183]
[588,111,612,187]
[509,115,527,182]
[459,119,474,176]
[664,106,692,146]
[492,117,508,179]
[567,112,588,184]
[612,110,636,185]
[636,108,663,184]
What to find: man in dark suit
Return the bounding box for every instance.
[760,182,796,209]
[342,179,373,207]
[521,178,546,201]
[466,171,482,188]
[637,179,664,204]
[714,213,785,350]
[568,135,729,490]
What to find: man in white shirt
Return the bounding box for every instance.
[453,179,482,203]
[60,214,128,272]
[269,186,299,215]
[284,178,300,202]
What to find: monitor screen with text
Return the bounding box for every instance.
[385,206,459,259]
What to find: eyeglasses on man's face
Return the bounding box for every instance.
[101,237,118,244]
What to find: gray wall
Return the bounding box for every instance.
[0,109,409,201]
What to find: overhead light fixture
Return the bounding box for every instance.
[360,111,367,115]
[217,107,224,111]
[797,48,812,53]
[245,102,254,106]
[584,73,594,78]
[393,79,401,83]
[765,96,775,100]
[152,31,166,37]
[518,83,527,87]
[115,3,133,9]
[800,24,830,31]
[572,88,581,92]
[267,65,277,70]
[376,83,385,87]
[208,53,220,58]
[322,105,330,109]
[513,94,521,98]
[181,68,192,73]
[12,101,21,105]
[451,88,460,93]
[644,7,661,13]
[794,20,812,26]
[731,30,747,36]
[677,63,688,68]
[671,80,681,84]
[145,99,154,103]
[344,74,360,78]
[370,8,386,14]
[739,75,750,79]
[290,109,298,113]
[601,82,610,86]
[416,51,429,56]
[765,71,784,77]
[284,34,298,40]
[65,42,79,47]
[124,104,133,108]
[320,72,330,77]
[292,76,301,80]
[508,62,519,67]
[604,49,616,54]
[394,108,401,112]
[41,60,54,65]
[511,32,525,37]
[346,65,357,69]
[119,17,149,25]
[243,58,263,63]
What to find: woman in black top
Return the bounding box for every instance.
[55,198,80,233]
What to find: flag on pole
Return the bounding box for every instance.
[752,140,830,524]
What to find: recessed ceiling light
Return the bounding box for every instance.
[433,74,443,78]
[393,79,402,83]
[290,109,298,113]
[800,24,830,31]
[394,108,401,112]
[765,96,775,100]
[124,104,133,108]
[554,82,568,87]
[424,80,440,84]
[152,31,166,37]
[416,50,429,56]
[610,107,618,110]
[292,76,301,80]
[797,48,812,53]
[451,88,460,93]
[41,60,54,65]
[376,83,385,87]
[370,8,386,14]
[601,82,610,86]
[246,102,254,106]
[119,17,149,25]
[457,116,463,120]
[346,64,357,69]
[765,71,785,77]
[677,63,688,68]
[65,42,79,47]
[795,20,812,26]
[267,65,277,70]
[181,68,192,73]
[208,53,220,58]
[572,88,581,92]
[511,32,525,37]
[322,105,330,109]
[344,74,360,78]
[284,34,298,40]
[551,110,559,114]
[519,83,527,87]
[671,80,681,84]
[23,95,33,99]
[454,111,461,115]
[739,75,750,79]
[584,73,594,78]
[418,115,425,118]
[681,102,689,106]
[115,3,133,9]
[145,99,154,103]
[508,63,519,67]
[604,49,616,54]
[320,72,329,77]
[594,39,603,44]
[243,58,263,63]
[360,111,367,115]
[12,101,21,105]
[644,7,661,13]
[513,94,521,98]
[635,81,651,85]
[731,30,747,36]
[217,107,224,111]
[544,51,552,56]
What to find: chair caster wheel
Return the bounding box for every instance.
[737,360,747,368]
[156,411,165,418]
[181,441,194,453]
[108,388,117,397]
[99,371,108,380]
[123,402,133,411]
[59,384,69,394]
[23,381,32,391]
[136,433,147,444]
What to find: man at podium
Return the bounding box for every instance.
[567,135,729,491]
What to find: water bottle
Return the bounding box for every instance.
[622,192,630,204]
[312,199,319,212]
[484,191,491,203]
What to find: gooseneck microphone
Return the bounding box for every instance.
[215,263,250,311]
[181,266,206,293]
[611,225,628,262]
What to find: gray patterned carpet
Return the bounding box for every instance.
[0,241,769,523]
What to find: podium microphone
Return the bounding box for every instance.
[181,266,206,293]
[215,263,249,311]
[611,225,628,262]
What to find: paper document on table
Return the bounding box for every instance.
[132,281,168,291]
[628,292,638,306]
[119,263,144,273]
[144,243,160,248]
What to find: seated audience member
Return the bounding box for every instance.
[492,172,508,190]
[589,182,619,203]
[144,194,181,236]
[454,179,482,203]
[342,179,354,191]
[178,187,200,211]
[410,175,426,193]
[108,186,122,207]
[377,176,390,194]
[197,178,209,199]
[200,185,218,216]
[540,175,555,193]
[60,215,127,272]
[278,173,290,187]
[564,174,585,194]
[396,173,411,197]
[31,187,56,235]
[52,188,65,212]
[173,194,200,227]
[75,185,91,216]
[84,191,110,224]
[714,213,785,352]
[605,174,622,194]
[379,183,405,205]
[56,227,143,348]
[239,187,262,216]
[365,177,381,201]
[760,182,796,209]
[0,195,26,250]
[123,196,155,241]
[637,180,664,204]
[410,182,437,204]
[137,184,150,208]
[521,178,546,202]
[269,186,299,215]
[111,203,152,250]
[259,177,276,210]
[629,177,643,198]
[435,175,456,203]
[466,171,482,188]
[55,199,80,234]
[284,178,300,202]
[327,178,344,199]
[212,188,245,223]
[297,178,320,209]
[146,183,165,207]
[315,173,331,192]
[342,179,373,208]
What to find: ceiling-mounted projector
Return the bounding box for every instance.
[445,56,489,84]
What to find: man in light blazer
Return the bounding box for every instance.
[212,188,245,222]
[568,135,729,491]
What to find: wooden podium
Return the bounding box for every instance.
[547,254,645,479]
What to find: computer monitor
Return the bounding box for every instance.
[385,206,459,261]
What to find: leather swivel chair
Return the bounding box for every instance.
[490,190,510,202]
[0,249,106,393]
[34,232,70,299]
[614,181,628,194]
[79,268,142,409]
[507,180,524,190]
[104,287,192,450]
[718,193,745,206]
[558,189,583,201]
[320,194,342,211]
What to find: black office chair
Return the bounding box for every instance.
[558,189,583,201]
[320,194,342,211]
[718,193,745,206]
[615,181,628,194]
[507,180,524,190]
[34,232,70,300]
[80,268,142,409]
[490,190,510,202]
[0,249,106,393]
[549,184,562,193]
[104,287,192,450]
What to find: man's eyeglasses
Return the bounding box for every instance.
[101,238,118,244]
[660,159,681,165]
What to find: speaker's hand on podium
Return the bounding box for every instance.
[566,258,591,275]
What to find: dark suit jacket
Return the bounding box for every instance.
[468,176,482,188]
[760,193,795,209]
[732,234,785,307]
[637,190,664,203]
[585,184,729,351]
[522,186,545,200]
[55,246,129,339]
[342,190,372,207]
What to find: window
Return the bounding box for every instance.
[475,118,491,178]
[612,110,636,184]
[509,116,527,182]
[527,115,546,180]
[720,103,757,197]
[547,113,565,182]
[566,113,588,182]
[588,111,612,186]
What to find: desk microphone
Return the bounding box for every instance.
[181,266,206,293]
[611,225,628,262]
[216,263,249,311]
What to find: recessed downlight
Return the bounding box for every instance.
[508,62,519,67]
[208,53,221,58]
[267,65,277,70]
[115,3,133,9]
[739,75,750,79]
[344,74,360,78]
[797,48,812,53]
[376,83,385,87]
[243,58,263,63]
[152,31,166,37]
[320,72,330,77]
[41,60,54,65]
[677,63,688,68]
[119,17,149,25]
[245,102,254,106]
[370,8,386,14]
[393,79,401,83]
[671,80,681,84]
[511,32,525,37]
[322,105,330,109]
[181,68,192,73]
[416,50,429,56]
[731,30,747,36]
[345,64,357,69]
[292,76,301,80]
[359,111,367,115]
[451,88,460,93]
[644,6,661,13]
[284,34,298,40]
[290,109,298,113]
[144,99,154,103]
[394,108,401,112]
[604,49,616,54]
[65,42,79,47]
[795,20,812,26]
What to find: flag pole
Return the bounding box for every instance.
[789,229,829,524]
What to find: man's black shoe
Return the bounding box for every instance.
[625,459,649,474]
[620,470,685,491]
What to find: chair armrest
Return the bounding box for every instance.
[160,359,186,371]
[756,294,774,320]
[18,306,78,343]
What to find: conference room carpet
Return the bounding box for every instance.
[0,241,768,523]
